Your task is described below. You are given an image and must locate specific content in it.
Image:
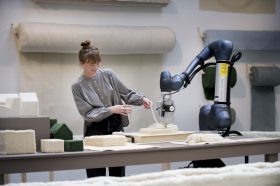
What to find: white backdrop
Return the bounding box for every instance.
[20,53,164,134]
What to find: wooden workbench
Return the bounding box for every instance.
[1,136,279,184]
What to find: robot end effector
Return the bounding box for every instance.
[160,40,242,135]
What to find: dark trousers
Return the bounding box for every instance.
[84,115,125,178]
[86,167,125,177]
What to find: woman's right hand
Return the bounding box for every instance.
[110,105,132,116]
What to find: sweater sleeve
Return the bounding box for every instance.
[71,83,112,122]
[108,70,144,106]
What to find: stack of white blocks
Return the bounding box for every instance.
[0,92,39,117]
[0,130,36,155]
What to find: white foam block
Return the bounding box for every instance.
[0,94,20,117]
[84,135,127,147]
[41,139,64,153]
[0,130,36,155]
[19,92,39,117]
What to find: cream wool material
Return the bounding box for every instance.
[15,22,176,55]
[185,133,227,144]
[84,135,127,147]
[41,139,64,153]
[139,123,178,134]
[5,161,280,186]
[0,130,36,155]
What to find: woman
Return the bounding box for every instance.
[72,40,153,178]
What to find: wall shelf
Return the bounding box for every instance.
[33,0,171,7]
[203,30,280,51]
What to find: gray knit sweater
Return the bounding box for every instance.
[71,69,144,127]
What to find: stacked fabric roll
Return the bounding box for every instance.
[249,66,280,131]
[15,22,176,55]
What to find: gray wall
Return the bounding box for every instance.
[1,0,280,183]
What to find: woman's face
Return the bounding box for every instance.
[82,62,100,77]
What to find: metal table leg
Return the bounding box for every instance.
[265,153,278,162]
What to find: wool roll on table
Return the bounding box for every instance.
[4,161,280,186]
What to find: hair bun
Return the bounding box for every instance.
[81,40,91,49]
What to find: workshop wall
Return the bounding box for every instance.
[0,0,280,182]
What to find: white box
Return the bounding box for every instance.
[19,92,39,117]
[41,139,64,153]
[0,92,39,117]
[0,130,36,155]
[0,94,20,117]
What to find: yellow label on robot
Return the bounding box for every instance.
[219,63,228,77]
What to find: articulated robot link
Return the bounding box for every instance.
[160,40,233,92]
[159,40,241,135]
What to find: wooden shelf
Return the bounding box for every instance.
[33,0,171,7]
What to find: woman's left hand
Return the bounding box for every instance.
[142,97,153,109]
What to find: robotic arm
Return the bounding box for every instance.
[160,40,233,92]
[160,40,241,136]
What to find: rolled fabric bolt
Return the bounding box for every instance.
[15,22,176,55]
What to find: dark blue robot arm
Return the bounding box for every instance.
[159,40,241,136]
[160,40,233,92]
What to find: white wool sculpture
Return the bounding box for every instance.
[5,161,280,186]
[185,133,226,144]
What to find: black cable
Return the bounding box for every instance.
[189,62,216,82]
[223,52,242,137]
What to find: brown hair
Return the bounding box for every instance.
[79,40,101,64]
